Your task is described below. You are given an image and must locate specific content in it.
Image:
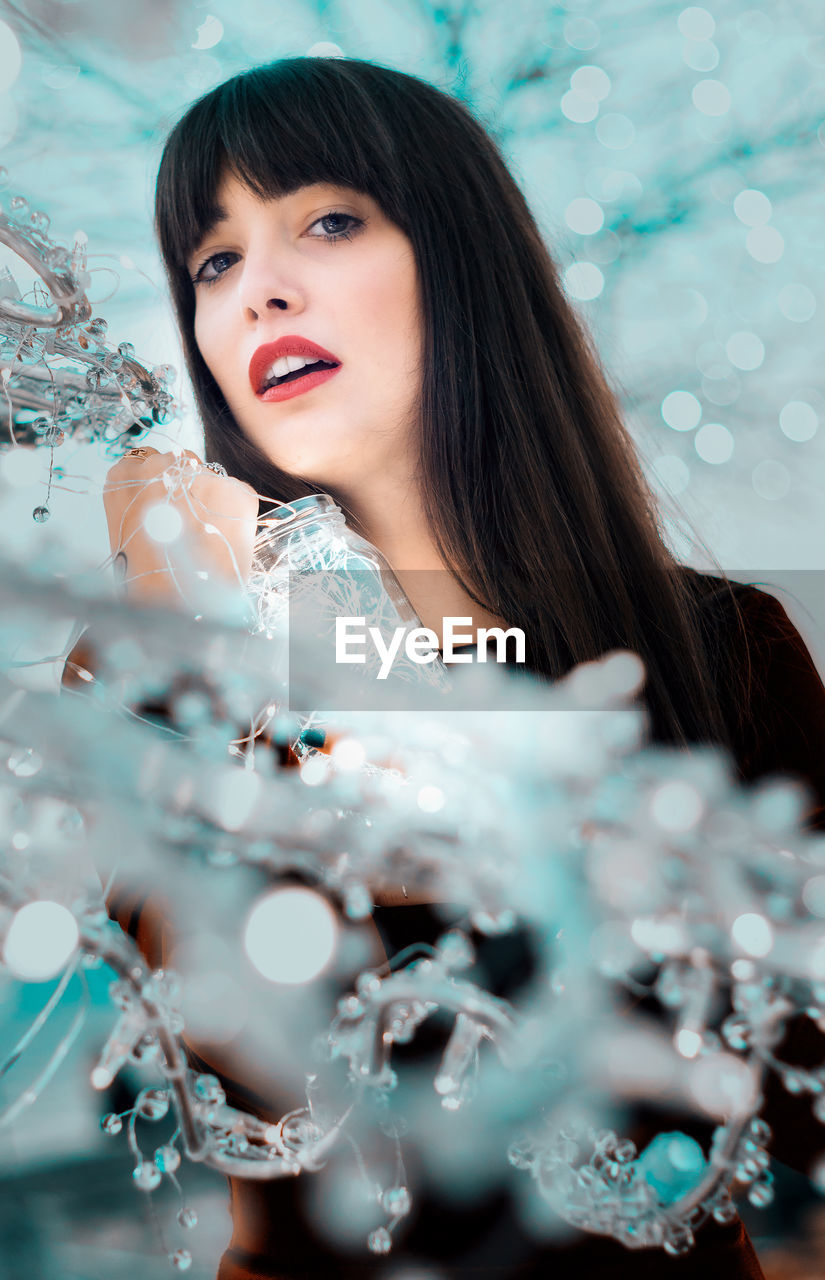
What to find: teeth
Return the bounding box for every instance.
[263,354,318,384]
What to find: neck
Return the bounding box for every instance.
[329,477,508,646]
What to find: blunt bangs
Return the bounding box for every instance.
[155,58,409,269]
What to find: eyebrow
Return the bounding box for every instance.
[191,184,367,257]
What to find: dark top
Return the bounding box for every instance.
[88,575,825,1280]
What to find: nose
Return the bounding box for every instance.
[237,250,305,322]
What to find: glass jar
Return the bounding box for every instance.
[247,493,450,699]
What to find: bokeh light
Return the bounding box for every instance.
[694,422,734,464]
[243,887,338,984]
[563,262,605,300]
[661,390,702,432]
[779,400,818,442]
[3,901,79,981]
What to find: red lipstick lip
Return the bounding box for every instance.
[248,335,341,396]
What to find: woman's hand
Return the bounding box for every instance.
[103,446,259,607]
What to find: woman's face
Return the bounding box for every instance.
[189,173,423,495]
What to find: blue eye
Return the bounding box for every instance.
[191,251,239,286]
[308,211,366,243]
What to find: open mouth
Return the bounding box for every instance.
[261,359,338,392]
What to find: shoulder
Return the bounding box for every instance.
[679,569,825,821]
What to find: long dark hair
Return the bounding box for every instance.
[154,56,748,749]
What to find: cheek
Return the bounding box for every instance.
[365,258,421,366]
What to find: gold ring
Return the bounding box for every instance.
[124,447,152,459]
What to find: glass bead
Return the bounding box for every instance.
[31,506,51,523]
[44,426,65,446]
[663,1228,694,1257]
[137,1088,170,1120]
[749,1118,771,1144]
[117,341,136,360]
[152,404,174,426]
[367,1227,392,1255]
[104,351,123,372]
[436,929,475,970]
[380,1186,411,1217]
[32,416,51,435]
[177,1207,198,1229]
[337,994,363,1018]
[86,367,105,390]
[748,1180,774,1207]
[133,1161,162,1191]
[154,1144,181,1173]
[193,1074,225,1104]
[131,1035,160,1063]
[30,210,50,233]
[712,1198,737,1224]
[101,1112,122,1135]
[87,317,108,338]
[10,195,30,221]
[356,971,382,998]
[169,1249,192,1271]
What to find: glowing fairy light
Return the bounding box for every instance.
[3,900,79,981]
[143,503,182,543]
[731,913,774,958]
[417,784,445,813]
[676,1029,702,1059]
[300,753,331,786]
[243,887,338,984]
[331,737,366,771]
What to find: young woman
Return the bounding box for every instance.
[92,56,825,1280]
